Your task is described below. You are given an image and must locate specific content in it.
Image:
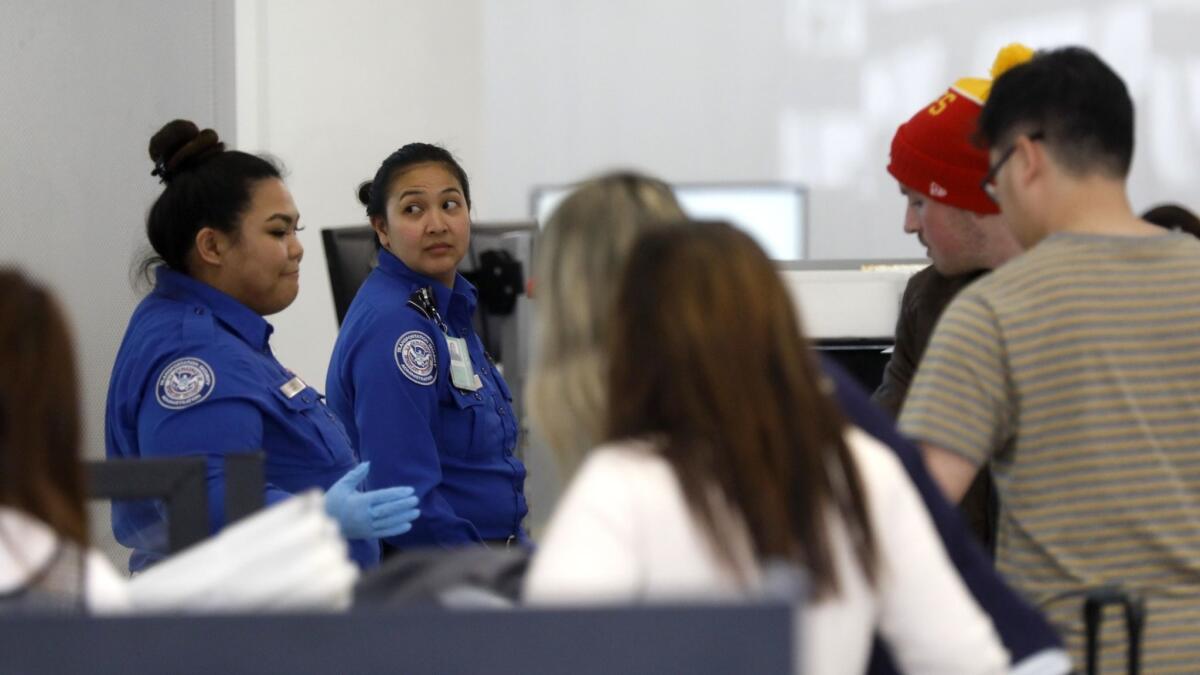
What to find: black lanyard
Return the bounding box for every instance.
[407,287,448,333]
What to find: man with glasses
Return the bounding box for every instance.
[876,45,1029,551]
[901,46,1200,670]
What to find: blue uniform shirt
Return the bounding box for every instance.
[326,249,528,549]
[105,267,378,571]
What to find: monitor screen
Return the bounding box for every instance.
[531,183,807,261]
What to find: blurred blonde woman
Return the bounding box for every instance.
[526,172,685,477]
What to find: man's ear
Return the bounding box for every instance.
[370,216,390,249]
[193,226,228,267]
[1013,134,1045,189]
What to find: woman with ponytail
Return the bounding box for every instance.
[325,144,529,553]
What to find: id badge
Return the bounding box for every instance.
[279,375,307,399]
[445,335,480,391]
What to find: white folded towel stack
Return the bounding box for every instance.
[128,491,358,612]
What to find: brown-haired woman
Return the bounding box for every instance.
[524,222,1008,674]
[0,270,129,613]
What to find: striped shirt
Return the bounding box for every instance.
[900,232,1200,673]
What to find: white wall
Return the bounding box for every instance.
[476,0,1200,259]
[247,0,1200,397]
[0,0,236,561]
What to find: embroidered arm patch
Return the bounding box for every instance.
[156,357,217,409]
[395,331,437,386]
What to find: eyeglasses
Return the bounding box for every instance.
[981,131,1044,205]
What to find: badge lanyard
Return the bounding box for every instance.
[408,287,482,392]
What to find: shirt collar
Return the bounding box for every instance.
[153,267,274,350]
[376,248,477,318]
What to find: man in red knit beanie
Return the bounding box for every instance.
[872,44,1032,552]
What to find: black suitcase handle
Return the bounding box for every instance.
[1083,586,1146,675]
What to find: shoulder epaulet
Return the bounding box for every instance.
[180,304,215,340]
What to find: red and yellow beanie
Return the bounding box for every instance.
[887,43,1034,214]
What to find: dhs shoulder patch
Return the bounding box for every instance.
[156,357,216,409]
[394,331,437,386]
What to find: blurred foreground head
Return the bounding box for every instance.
[605,221,877,597]
[527,171,685,476]
[0,269,86,546]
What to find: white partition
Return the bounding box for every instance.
[780,262,925,339]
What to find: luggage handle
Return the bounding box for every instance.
[1083,586,1146,675]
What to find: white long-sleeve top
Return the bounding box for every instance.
[524,428,1009,675]
[0,507,131,614]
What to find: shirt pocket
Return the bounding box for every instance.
[491,368,514,402]
[270,385,355,466]
[438,385,487,462]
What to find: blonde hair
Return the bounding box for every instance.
[526,172,686,477]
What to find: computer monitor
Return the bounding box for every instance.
[321,223,537,328]
[321,226,379,326]
[531,182,807,261]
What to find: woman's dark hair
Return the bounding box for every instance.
[140,119,282,279]
[606,221,877,599]
[1142,203,1200,241]
[0,270,87,547]
[357,142,471,219]
[978,46,1134,178]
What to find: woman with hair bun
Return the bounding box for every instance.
[106,120,420,572]
[325,144,528,552]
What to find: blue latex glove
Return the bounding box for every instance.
[325,462,420,540]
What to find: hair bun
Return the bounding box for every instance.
[148,119,225,183]
[357,180,373,207]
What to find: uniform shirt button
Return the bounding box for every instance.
[194,307,204,315]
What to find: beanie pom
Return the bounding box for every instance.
[885,42,1032,214]
[991,43,1035,79]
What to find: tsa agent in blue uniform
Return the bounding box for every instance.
[105,120,419,572]
[326,143,528,552]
